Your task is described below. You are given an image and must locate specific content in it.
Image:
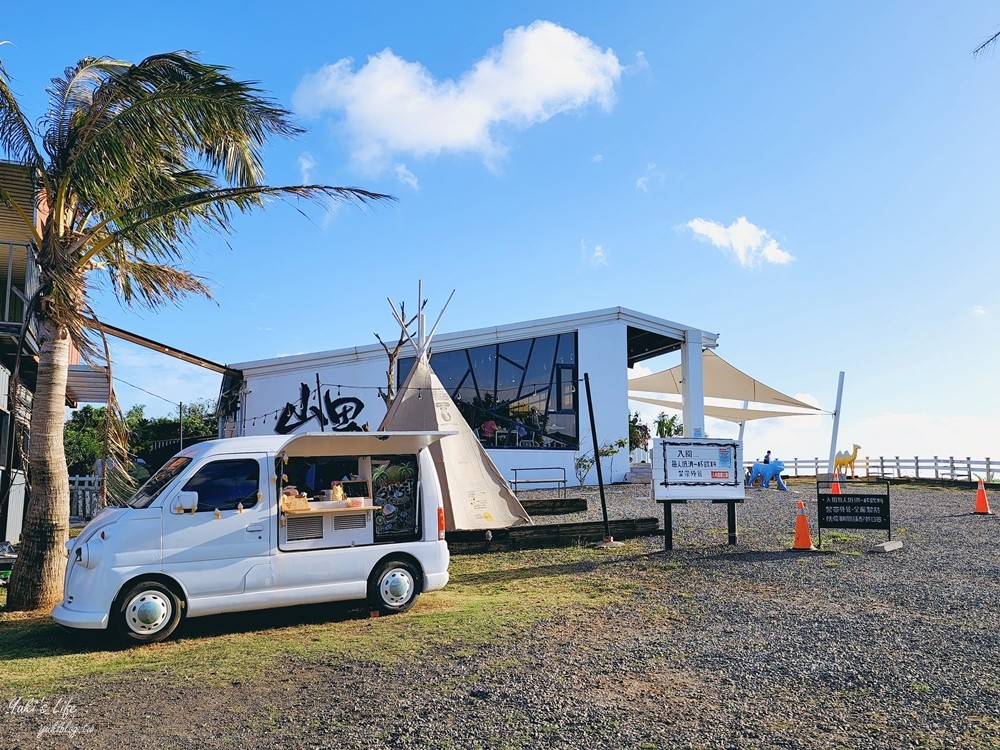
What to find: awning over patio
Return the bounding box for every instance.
[629,394,818,423]
[628,350,823,424]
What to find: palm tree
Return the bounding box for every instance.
[0,51,391,611]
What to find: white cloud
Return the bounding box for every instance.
[687,216,795,267]
[971,305,987,316]
[298,152,316,183]
[628,51,650,73]
[294,20,622,172]
[581,239,609,267]
[636,162,665,192]
[394,163,419,191]
[627,363,654,380]
[592,153,603,162]
[791,392,822,409]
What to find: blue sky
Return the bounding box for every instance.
[3,2,999,463]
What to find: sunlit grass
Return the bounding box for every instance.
[0,541,674,697]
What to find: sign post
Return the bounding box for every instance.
[651,438,744,550]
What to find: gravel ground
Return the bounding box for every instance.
[4,479,999,749]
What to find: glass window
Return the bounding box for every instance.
[399,331,579,450]
[182,459,260,512]
[558,366,576,411]
[499,339,532,364]
[130,456,192,508]
[467,345,496,398]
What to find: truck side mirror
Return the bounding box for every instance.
[174,491,199,514]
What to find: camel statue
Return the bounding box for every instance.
[833,444,861,478]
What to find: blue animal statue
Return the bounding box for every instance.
[747,459,789,491]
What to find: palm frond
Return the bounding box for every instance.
[22,49,393,346]
[43,56,131,165]
[103,258,212,309]
[73,183,393,270]
[974,30,1000,58]
[57,51,304,209]
[89,326,135,507]
[0,181,42,246]
[0,47,48,191]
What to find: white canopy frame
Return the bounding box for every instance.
[628,350,825,425]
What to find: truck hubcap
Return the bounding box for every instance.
[380,570,413,606]
[126,591,171,633]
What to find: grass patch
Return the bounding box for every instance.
[817,531,866,553]
[0,541,678,697]
[823,531,863,545]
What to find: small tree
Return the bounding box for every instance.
[603,437,629,481]
[63,405,107,475]
[574,437,628,485]
[573,453,594,486]
[654,412,683,438]
[628,411,650,453]
[375,299,425,408]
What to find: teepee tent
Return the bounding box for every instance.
[380,357,532,530]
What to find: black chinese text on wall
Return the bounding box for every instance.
[275,381,365,435]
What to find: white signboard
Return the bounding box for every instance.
[651,438,745,501]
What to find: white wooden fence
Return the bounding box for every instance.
[630,449,997,482]
[743,455,997,482]
[69,476,100,519]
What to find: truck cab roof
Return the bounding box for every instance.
[174,431,457,460]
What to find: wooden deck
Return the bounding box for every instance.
[447,516,660,552]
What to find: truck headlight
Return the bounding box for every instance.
[75,538,104,570]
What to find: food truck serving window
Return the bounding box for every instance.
[182,459,260,511]
[283,456,360,496]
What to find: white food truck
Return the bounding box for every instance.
[52,431,453,643]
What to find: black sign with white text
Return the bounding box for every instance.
[816,482,891,531]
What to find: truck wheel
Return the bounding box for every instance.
[114,580,182,644]
[368,559,421,614]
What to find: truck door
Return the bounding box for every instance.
[161,455,272,598]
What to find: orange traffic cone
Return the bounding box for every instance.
[831,478,841,495]
[791,500,816,550]
[974,479,993,515]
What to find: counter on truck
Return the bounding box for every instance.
[53,431,454,643]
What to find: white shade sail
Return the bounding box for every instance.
[628,350,820,411]
[628,394,818,423]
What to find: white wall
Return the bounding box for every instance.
[480,320,630,487]
[239,320,633,487]
[241,353,389,436]
[580,321,630,484]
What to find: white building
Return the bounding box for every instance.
[221,307,718,486]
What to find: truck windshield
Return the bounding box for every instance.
[129,456,192,508]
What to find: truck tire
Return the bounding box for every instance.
[113,580,183,644]
[368,558,421,614]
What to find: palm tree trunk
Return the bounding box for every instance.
[6,318,71,611]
